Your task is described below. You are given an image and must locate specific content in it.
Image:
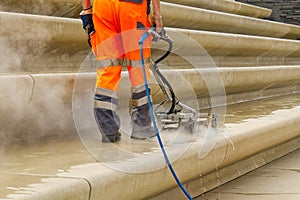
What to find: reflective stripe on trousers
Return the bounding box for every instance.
[94,87,120,136]
[94,84,152,135]
[130,84,152,127]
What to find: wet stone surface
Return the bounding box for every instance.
[0,93,300,199]
[195,149,300,200]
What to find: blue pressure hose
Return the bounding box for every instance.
[139,30,193,200]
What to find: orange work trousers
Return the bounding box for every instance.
[90,0,152,91]
[91,0,153,136]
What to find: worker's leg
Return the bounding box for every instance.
[94,60,123,143]
[91,0,124,142]
[127,61,156,139]
[128,61,151,125]
[119,0,155,139]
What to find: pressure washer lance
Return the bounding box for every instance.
[139,27,194,200]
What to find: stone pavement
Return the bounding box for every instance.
[196,149,300,200]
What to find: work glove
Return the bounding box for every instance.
[80,13,95,47]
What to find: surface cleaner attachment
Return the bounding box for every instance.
[147,28,217,133]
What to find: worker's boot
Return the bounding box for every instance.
[130,103,156,140]
[101,131,121,143]
[131,122,156,140]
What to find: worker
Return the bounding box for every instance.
[80,0,163,143]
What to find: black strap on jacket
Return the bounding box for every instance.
[147,0,151,14]
[119,0,151,15]
[119,0,143,4]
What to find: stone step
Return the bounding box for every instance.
[0,12,89,73]
[0,0,82,18]
[1,12,300,73]
[1,92,300,199]
[151,138,300,200]
[0,1,300,199]
[156,28,300,68]
[237,0,300,25]
[163,0,272,18]
[0,1,298,40]
[161,2,300,40]
[1,67,300,145]
[0,0,272,19]
[193,148,300,200]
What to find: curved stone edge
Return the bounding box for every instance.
[1,109,299,199]
[163,28,300,57]
[1,66,300,145]
[161,2,300,40]
[0,0,272,19]
[3,11,298,56]
[0,0,82,18]
[0,176,91,200]
[157,28,300,68]
[149,137,300,199]
[163,0,272,18]
[8,104,299,200]
[0,2,298,40]
[0,73,76,146]
[0,12,89,73]
[1,12,300,73]
[63,106,300,200]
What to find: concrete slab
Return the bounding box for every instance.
[0,139,94,200]
[0,0,283,41]
[1,94,300,199]
[149,138,300,200]
[0,0,272,19]
[0,0,82,18]
[0,12,89,72]
[1,12,300,72]
[0,174,90,200]
[1,77,299,148]
[44,98,300,199]
[1,68,300,145]
[160,2,300,39]
[0,139,94,175]
[0,1,299,199]
[195,149,300,200]
[163,0,272,18]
